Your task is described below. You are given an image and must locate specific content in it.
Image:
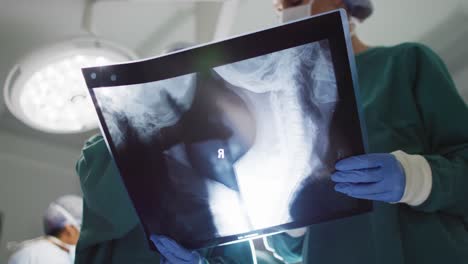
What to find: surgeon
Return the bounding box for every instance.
[261,0,468,264]
[8,195,83,264]
[156,0,468,263]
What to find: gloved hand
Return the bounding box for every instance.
[331,153,406,203]
[150,235,204,264]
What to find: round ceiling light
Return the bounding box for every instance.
[4,38,136,134]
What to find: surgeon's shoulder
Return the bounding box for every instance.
[84,134,105,147]
[81,134,109,154]
[8,240,61,263]
[76,134,111,174]
[7,246,33,264]
[386,42,444,66]
[385,42,434,54]
[373,43,445,80]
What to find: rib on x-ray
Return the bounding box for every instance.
[93,40,365,247]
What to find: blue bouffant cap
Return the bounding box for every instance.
[343,0,374,20]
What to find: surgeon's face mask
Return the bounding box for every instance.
[46,236,77,262]
[278,2,313,24]
[59,235,77,262]
[349,17,358,37]
[277,1,358,37]
[68,245,76,262]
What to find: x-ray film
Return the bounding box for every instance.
[83,10,371,249]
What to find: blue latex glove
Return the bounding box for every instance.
[150,235,204,264]
[331,153,406,203]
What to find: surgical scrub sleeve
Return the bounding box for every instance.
[266,43,468,264]
[75,135,256,264]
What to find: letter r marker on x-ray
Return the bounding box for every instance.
[218,149,225,159]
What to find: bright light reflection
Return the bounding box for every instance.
[19,55,114,132]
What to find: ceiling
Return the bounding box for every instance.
[0,0,467,150]
[0,0,222,149]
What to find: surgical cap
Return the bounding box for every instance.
[343,0,374,20]
[43,195,83,235]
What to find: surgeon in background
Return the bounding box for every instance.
[263,0,468,264]
[8,195,83,264]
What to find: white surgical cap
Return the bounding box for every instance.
[43,195,83,235]
[343,0,374,20]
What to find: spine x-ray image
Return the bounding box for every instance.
[92,40,370,249]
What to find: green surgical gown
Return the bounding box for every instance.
[266,43,468,264]
[75,135,257,264]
